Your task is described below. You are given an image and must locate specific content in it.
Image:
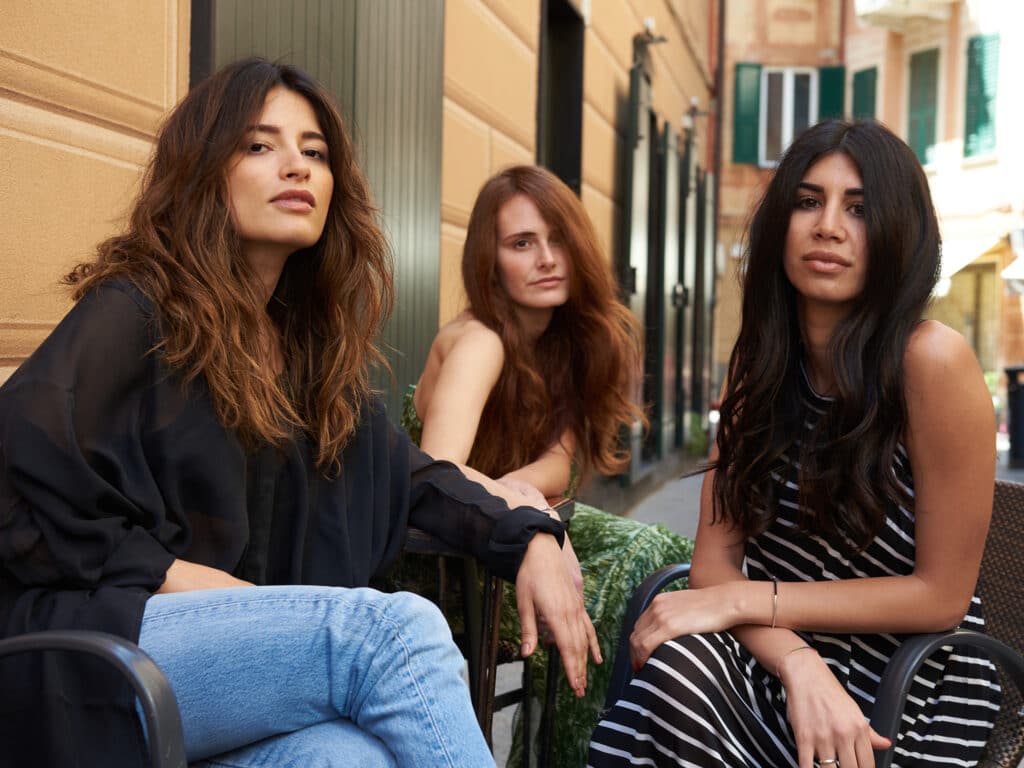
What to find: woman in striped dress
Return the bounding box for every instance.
[589,119,1001,768]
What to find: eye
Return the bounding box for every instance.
[303,147,329,161]
[795,196,820,210]
[848,201,865,217]
[513,238,532,249]
[246,142,270,154]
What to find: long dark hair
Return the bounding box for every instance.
[462,166,645,483]
[66,57,392,471]
[713,120,940,549]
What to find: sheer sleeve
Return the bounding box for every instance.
[395,418,565,582]
[0,281,177,611]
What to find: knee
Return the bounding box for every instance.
[384,591,453,643]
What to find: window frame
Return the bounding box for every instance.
[757,66,819,167]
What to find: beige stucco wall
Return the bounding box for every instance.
[0,0,191,383]
[440,0,715,324]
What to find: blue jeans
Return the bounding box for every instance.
[138,585,495,767]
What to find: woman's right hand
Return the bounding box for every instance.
[779,646,891,768]
[157,559,254,593]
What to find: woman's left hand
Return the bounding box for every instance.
[629,585,738,669]
[516,532,602,697]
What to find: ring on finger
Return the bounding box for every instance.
[818,760,839,766]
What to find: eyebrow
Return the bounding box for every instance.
[247,124,328,143]
[798,181,863,196]
[500,230,538,240]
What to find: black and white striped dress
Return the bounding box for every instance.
[589,373,1001,767]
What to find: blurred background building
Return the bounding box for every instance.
[3,0,1022,507]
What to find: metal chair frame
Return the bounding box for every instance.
[0,630,187,768]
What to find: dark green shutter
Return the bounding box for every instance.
[852,67,877,119]
[818,66,845,120]
[964,34,999,158]
[908,48,939,164]
[733,63,761,164]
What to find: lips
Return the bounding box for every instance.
[270,189,316,209]
[531,276,565,287]
[802,250,850,267]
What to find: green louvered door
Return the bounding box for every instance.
[908,48,939,165]
[964,34,999,158]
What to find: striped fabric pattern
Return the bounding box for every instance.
[589,372,1001,767]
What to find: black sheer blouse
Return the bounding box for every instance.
[0,279,563,766]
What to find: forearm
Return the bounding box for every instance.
[704,573,969,637]
[501,459,571,499]
[157,558,253,593]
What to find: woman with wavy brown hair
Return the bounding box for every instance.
[403,165,693,767]
[590,120,1000,767]
[0,59,598,768]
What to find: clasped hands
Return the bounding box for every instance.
[628,582,891,768]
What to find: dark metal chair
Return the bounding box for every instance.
[603,480,1024,766]
[0,630,187,768]
[870,479,1024,768]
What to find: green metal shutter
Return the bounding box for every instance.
[852,67,877,120]
[817,66,845,120]
[964,34,999,158]
[908,48,939,165]
[733,63,761,164]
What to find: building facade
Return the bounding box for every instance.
[0,1,721,508]
[715,0,1024,430]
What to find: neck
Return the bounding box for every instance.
[798,303,846,395]
[244,246,291,304]
[514,305,554,343]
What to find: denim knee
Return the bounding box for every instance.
[382,591,453,643]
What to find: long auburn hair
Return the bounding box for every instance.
[713,120,940,550]
[462,165,646,483]
[66,57,393,471]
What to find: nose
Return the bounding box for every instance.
[281,148,311,181]
[813,202,845,241]
[537,241,556,269]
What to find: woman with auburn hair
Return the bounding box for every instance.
[402,165,692,767]
[589,120,1001,767]
[0,59,598,768]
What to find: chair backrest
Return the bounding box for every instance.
[977,480,1024,766]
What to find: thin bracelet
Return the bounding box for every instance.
[769,578,778,629]
[775,644,816,679]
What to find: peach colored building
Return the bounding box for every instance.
[845,0,1024,427]
[1,1,721,502]
[714,0,1024,428]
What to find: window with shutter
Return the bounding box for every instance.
[964,34,999,158]
[759,67,817,165]
[852,67,877,120]
[908,48,939,165]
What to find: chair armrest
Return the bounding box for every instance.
[0,630,187,768]
[870,628,1024,768]
[602,563,691,712]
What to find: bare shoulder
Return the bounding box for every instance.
[437,313,504,360]
[904,320,991,425]
[904,320,980,384]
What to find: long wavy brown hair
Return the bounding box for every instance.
[66,57,393,471]
[462,166,646,484]
[713,120,940,550]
